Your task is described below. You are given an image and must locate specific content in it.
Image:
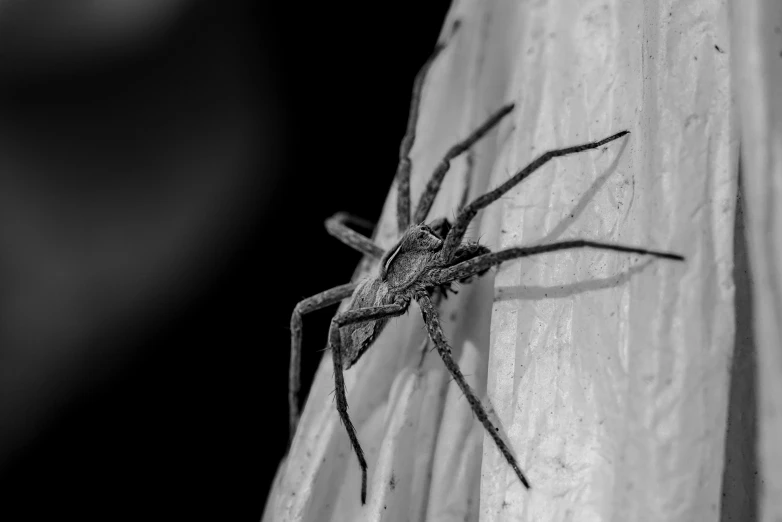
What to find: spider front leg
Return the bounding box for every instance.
[415,292,531,490]
[395,21,461,233]
[441,130,631,260]
[325,212,384,259]
[436,239,685,284]
[328,301,408,504]
[289,282,360,444]
[412,103,515,225]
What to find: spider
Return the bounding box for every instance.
[287,21,684,505]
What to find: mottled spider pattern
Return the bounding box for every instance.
[287,22,684,505]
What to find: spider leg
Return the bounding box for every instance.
[289,282,358,444]
[412,103,515,225]
[441,130,630,260]
[329,301,408,504]
[325,212,384,259]
[395,21,461,234]
[415,292,531,490]
[435,239,685,285]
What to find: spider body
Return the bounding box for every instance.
[341,223,488,368]
[286,20,685,505]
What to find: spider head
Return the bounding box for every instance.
[379,224,443,290]
[434,241,492,295]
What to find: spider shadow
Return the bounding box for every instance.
[493,258,653,302]
[537,131,630,244]
[494,134,644,302]
[484,257,656,473]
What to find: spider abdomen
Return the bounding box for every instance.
[340,277,393,369]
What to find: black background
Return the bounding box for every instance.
[0,0,452,520]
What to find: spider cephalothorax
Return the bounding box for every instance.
[378,224,444,290]
[379,221,491,290]
[286,19,685,505]
[340,223,489,369]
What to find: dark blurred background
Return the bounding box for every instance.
[0,0,451,519]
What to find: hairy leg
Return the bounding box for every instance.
[289,282,358,442]
[415,292,531,490]
[329,301,408,504]
[325,212,384,259]
[441,130,630,260]
[395,21,461,233]
[435,239,684,284]
[412,103,514,225]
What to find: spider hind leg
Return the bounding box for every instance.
[416,292,532,490]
